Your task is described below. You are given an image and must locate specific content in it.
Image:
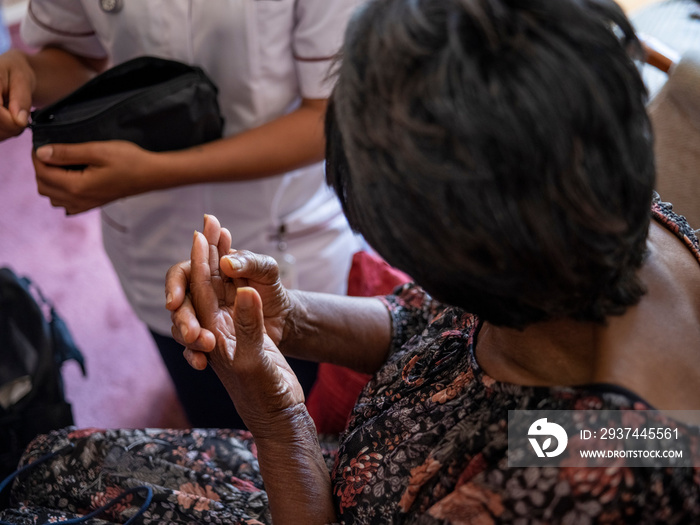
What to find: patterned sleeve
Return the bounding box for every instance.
[651,191,700,262]
[380,283,441,357]
[292,0,365,99]
[20,0,107,58]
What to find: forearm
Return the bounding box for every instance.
[24,47,107,106]
[254,404,337,525]
[146,98,328,189]
[282,291,393,375]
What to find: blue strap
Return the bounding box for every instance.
[47,485,154,525]
[17,275,86,376]
[0,444,75,496]
[49,307,87,376]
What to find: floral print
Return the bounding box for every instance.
[1,196,699,524]
[332,196,700,524]
[2,428,272,524]
[0,429,340,524]
[334,447,383,509]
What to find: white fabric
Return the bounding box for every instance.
[21,0,364,334]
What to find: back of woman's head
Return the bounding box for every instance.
[327,0,655,328]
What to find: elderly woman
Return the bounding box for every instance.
[2,0,699,523]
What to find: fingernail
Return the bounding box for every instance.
[165,292,173,307]
[17,109,28,127]
[36,145,53,161]
[237,290,253,309]
[180,324,189,340]
[225,256,242,271]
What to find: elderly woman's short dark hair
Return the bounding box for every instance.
[326,0,655,328]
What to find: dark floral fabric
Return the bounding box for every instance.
[0,428,339,524]
[1,196,699,525]
[332,196,700,524]
[1,428,271,524]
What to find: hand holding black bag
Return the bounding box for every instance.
[30,56,224,163]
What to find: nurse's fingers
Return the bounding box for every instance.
[6,65,32,127]
[35,142,105,167]
[0,107,26,140]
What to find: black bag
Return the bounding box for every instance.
[0,268,86,482]
[30,56,224,154]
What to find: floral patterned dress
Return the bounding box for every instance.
[1,428,272,524]
[333,196,700,524]
[1,196,699,525]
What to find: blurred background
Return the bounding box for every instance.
[0,0,686,431]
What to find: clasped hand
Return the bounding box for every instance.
[165,214,304,433]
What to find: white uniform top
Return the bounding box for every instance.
[21,0,364,335]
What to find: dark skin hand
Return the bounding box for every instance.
[179,214,337,524]
[167,215,296,370]
[32,97,329,214]
[0,47,106,140]
[166,216,392,375]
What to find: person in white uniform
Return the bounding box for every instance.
[0,0,364,428]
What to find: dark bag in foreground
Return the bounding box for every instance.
[0,268,86,483]
[30,56,224,153]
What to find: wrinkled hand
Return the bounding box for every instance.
[0,50,34,141]
[183,217,304,427]
[33,140,153,214]
[167,214,295,370]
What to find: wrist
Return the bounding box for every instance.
[250,402,317,445]
[145,148,199,190]
[278,289,308,355]
[122,148,166,195]
[139,149,194,192]
[252,404,337,525]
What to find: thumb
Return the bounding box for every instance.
[8,100,29,128]
[35,143,99,167]
[221,251,280,285]
[8,74,32,128]
[233,287,265,370]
